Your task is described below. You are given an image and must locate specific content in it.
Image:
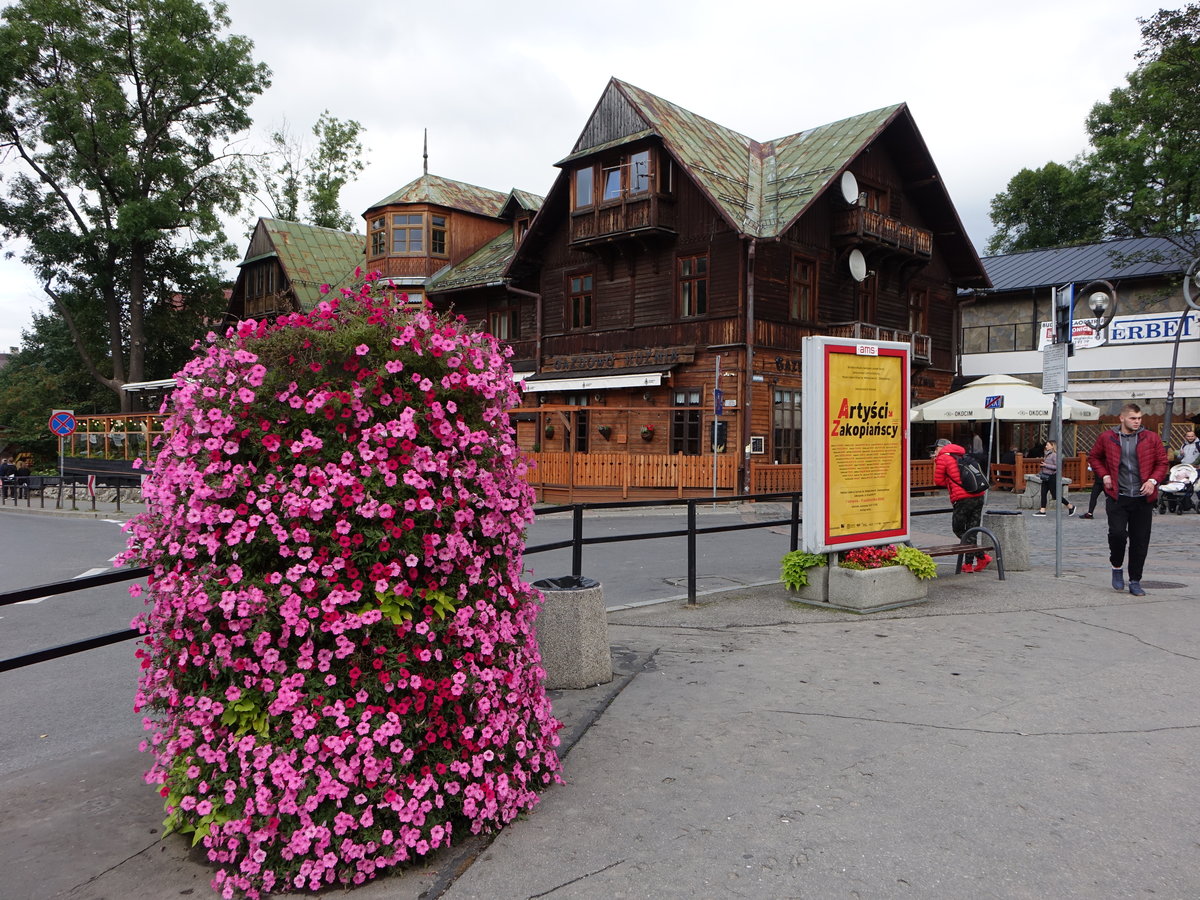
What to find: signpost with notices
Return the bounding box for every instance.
[49,409,75,479]
[1047,285,1074,577]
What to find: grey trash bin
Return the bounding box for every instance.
[532,576,613,690]
[982,509,1030,572]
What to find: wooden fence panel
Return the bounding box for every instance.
[523,452,736,494]
[750,464,802,494]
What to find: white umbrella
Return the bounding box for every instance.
[909,374,1100,423]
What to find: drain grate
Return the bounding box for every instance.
[1132,581,1186,589]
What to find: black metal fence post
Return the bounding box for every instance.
[571,505,583,579]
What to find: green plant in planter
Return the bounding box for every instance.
[892,545,938,580]
[780,550,827,590]
[839,544,937,580]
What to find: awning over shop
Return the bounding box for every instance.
[1067,380,1200,402]
[519,365,673,393]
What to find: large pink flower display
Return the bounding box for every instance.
[120,281,562,898]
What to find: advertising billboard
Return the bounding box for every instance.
[802,337,910,553]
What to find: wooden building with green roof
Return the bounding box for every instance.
[227,218,365,320]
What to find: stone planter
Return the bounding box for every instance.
[790,564,928,613]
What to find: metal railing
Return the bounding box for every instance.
[1,492,954,671]
[1,474,138,513]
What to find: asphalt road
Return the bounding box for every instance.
[0,513,143,778]
[524,505,795,606]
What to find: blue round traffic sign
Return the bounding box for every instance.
[49,411,76,436]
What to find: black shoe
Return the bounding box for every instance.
[1079,512,1094,519]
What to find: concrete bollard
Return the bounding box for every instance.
[983,509,1030,571]
[1018,474,1071,509]
[532,576,613,690]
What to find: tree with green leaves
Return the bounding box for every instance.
[1086,3,1200,261]
[252,110,366,231]
[986,160,1106,254]
[0,312,115,462]
[0,0,271,412]
[987,4,1200,261]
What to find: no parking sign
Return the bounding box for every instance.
[49,409,76,436]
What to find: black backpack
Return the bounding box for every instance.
[955,453,989,494]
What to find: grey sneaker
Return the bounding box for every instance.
[1112,568,1125,591]
[1128,581,1145,597]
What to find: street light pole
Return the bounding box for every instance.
[1162,257,1200,447]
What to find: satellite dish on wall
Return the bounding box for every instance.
[848,248,869,282]
[839,171,860,205]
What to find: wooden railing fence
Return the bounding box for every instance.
[524,451,738,502]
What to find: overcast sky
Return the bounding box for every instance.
[0,0,1157,352]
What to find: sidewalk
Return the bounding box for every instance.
[3,492,1198,898]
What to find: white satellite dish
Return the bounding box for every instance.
[840,171,859,205]
[839,171,859,205]
[848,248,868,282]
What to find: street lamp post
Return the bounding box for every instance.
[1162,257,1200,446]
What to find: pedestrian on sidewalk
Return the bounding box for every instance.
[1088,403,1169,596]
[1175,429,1200,466]
[1079,465,1105,519]
[933,439,992,573]
[1035,440,1075,517]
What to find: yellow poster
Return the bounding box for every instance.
[824,346,907,544]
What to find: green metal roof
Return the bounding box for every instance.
[426,228,518,293]
[253,218,365,312]
[366,173,514,217]
[574,79,901,239]
[506,188,543,213]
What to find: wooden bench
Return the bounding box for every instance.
[915,525,1004,579]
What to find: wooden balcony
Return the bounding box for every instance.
[819,321,932,365]
[833,207,932,258]
[569,195,676,249]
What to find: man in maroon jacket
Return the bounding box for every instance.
[1088,403,1169,596]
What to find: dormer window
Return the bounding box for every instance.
[370,217,386,256]
[573,167,594,210]
[573,148,657,211]
[366,210,452,260]
[629,150,651,194]
[392,214,424,254]
[599,149,655,204]
[602,164,622,202]
[431,215,447,256]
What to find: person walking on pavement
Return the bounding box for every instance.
[1034,440,1075,517]
[933,438,992,573]
[1176,430,1200,466]
[1088,403,1169,596]
[1079,465,1105,519]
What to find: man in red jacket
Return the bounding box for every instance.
[1088,403,1169,596]
[932,439,991,572]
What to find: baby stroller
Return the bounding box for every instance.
[1158,464,1198,514]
